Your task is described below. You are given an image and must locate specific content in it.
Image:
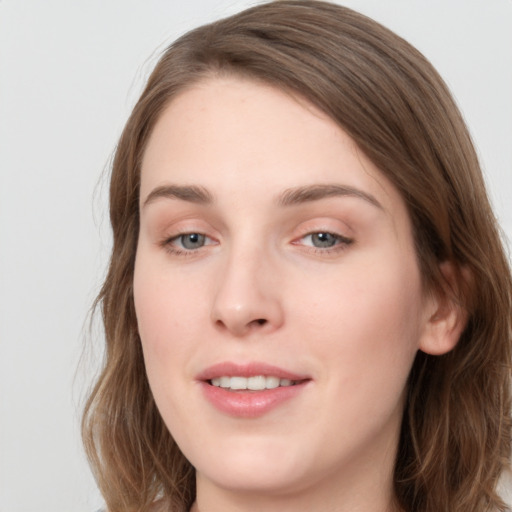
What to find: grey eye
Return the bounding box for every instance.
[310,232,339,248]
[179,233,206,250]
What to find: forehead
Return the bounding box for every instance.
[140,76,403,219]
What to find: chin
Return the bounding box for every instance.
[189,437,313,495]
[198,461,310,496]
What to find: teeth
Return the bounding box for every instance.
[230,376,247,390]
[210,375,296,390]
[247,375,266,390]
[266,376,280,389]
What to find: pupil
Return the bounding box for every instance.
[182,233,205,249]
[312,232,336,248]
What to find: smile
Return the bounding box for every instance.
[210,376,297,390]
[198,362,310,417]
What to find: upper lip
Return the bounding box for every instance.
[196,362,310,382]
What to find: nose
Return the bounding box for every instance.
[211,247,284,337]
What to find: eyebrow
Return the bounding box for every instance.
[277,184,383,209]
[142,184,213,208]
[142,183,382,210]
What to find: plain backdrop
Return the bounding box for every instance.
[1,1,511,510]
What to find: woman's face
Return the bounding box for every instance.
[134,77,438,506]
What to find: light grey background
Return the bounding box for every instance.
[1,1,511,510]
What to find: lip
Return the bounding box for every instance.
[197,362,311,418]
[196,361,309,382]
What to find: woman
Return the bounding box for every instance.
[82,1,512,511]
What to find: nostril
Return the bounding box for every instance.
[256,319,267,326]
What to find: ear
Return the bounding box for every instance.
[419,261,469,356]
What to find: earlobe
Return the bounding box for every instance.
[419,262,470,356]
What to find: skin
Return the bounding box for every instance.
[134,76,462,512]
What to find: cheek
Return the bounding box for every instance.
[295,253,424,383]
[133,250,220,418]
[134,247,204,338]
[133,253,192,371]
[133,255,198,422]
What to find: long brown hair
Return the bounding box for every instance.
[82,2,512,510]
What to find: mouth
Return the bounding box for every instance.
[197,362,311,417]
[209,375,302,391]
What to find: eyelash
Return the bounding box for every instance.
[293,231,354,255]
[160,232,217,257]
[160,230,353,257]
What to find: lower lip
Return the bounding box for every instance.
[200,381,308,418]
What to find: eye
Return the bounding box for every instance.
[306,232,340,248]
[175,233,207,250]
[294,231,353,252]
[163,232,217,254]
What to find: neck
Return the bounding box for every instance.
[190,492,400,512]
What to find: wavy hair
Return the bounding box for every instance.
[82,1,512,511]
